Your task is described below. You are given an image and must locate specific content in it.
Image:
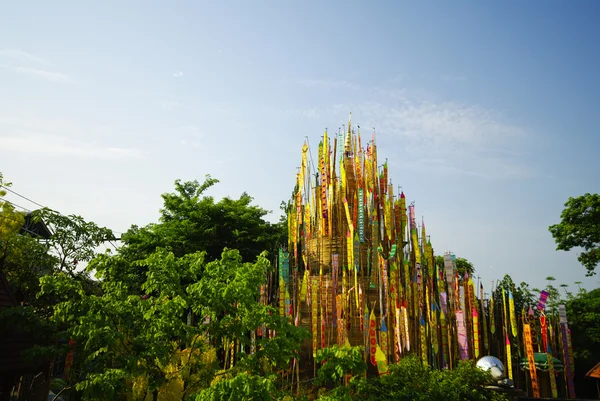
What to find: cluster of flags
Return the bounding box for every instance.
[265,114,575,398]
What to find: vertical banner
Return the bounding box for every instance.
[280,278,286,317]
[524,324,540,398]
[312,277,319,358]
[537,290,549,311]
[358,188,365,243]
[456,310,469,360]
[547,350,559,399]
[444,254,455,306]
[431,304,439,361]
[509,290,518,338]
[440,310,448,368]
[505,334,513,380]
[472,307,480,359]
[540,315,548,355]
[380,319,388,364]
[279,249,290,287]
[489,295,495,335]
[561,323,576,399]
[369,309,377,366]
[336,294,343,346]
[402,301,410,352]
[332,254,338,328]
[395,304,402,360]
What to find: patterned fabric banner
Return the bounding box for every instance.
[537,290,549,311]
[358,188,365,242]
[524,324,540,398]
[561,323,576,398]
[456,310,469,360]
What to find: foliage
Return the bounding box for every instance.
[40,246,307,400]
[493,274,537,315]
[320,356,508,401]
[120,177,286,265]
[565,287,600,398]
[32,207,115,274]
[549,193,600,276]
[194,372,278,401]
[40,249,210,400]
[315,345,367,386]
[435,255,475,277]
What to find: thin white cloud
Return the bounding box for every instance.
[0,116,142,159]
[442,73,468,82]
[172,71,183,77]
[325,89,532,179]
[0,64,75,83]
[0,134,141,159]
[0,49,51,66]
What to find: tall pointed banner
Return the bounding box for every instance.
[480,284,488,352]
[456,310,469,360]
[540,314,548,356]
[402,300,410,352]
[312,277,319,358]
[358,188,365,243]
[394,301,402,360]
[280,278,286,317]
[380,319,388,364]
[440,309,448,368]
[508,290,518,338]
[489,294,495,335]
[502,289,512,380]
[537,290,549,311]
[375,344,389,375]
[369,309,377,366]
[420,315,428,366]
[472,307,480,359]
[523,324,540,398]
[431,303,439,362]
[332,254,338,328]
[559,305,576,399]
[505,334,513,381]
[547,348,558,399]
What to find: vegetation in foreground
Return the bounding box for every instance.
[1,172,599,399]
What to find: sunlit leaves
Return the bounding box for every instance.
[549,193,600,275]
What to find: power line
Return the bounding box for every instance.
[0,185,46,209]
[0,197,31,212]
[1,187,123,238]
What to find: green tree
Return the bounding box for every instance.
[120,177,286,265]
[42,248,307,400]
[564,287,600,398]
[549,193,600,276]
[341,356,507,401]
[315,345,367,387]
[434,255,475,277]
[493,275,537,316]
[31,208,115,275]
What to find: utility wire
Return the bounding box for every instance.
[0,185,47,209]
[1,187,123,238]
[0,197,31,212]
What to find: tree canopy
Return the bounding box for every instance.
[434,255,475,277]
[565,288,600,398]
[549,193,600,276]
[120,176,286,265]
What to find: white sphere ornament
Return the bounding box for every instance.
[476,356,505,380]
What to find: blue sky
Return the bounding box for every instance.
[1,1,599,293]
